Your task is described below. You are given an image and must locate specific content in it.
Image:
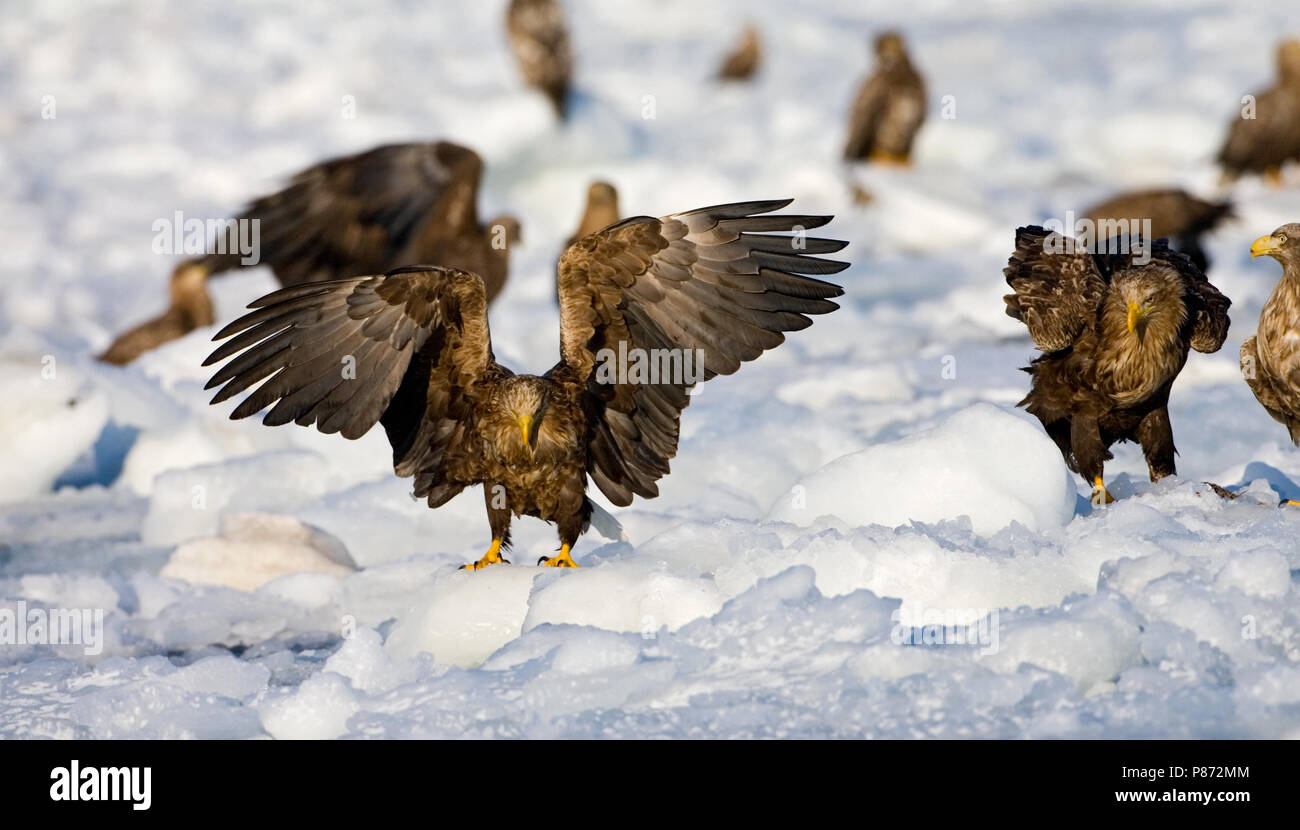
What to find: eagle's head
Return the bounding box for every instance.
[1097,263,1191,404]
[586,181,618,209]
[874,31,907,65]
[489,376,554,459]
[1251,224,1300,271]
[1107,264,1188,346]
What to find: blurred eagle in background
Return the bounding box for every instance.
[1003,227,1231,504]
[1082,188,1233,273]
[717,25,761,82]
[1218,39,1300,184]
[203,200,848,568]
[566,181,620,249]
[506,0,573,119]
[843,31,926,165]
[101,141,518,365]
[1243,224,1300,444]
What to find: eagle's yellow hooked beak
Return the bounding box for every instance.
[517,415,533,450]
[1126,302,1151,339]
[1251,235,1282,258]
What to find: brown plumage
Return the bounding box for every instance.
[100,141,518,365]
[1218,39,1300,183]
[843,31,926,164]
[717,26,761,81]
[506,0,573,119]
[1242,224,1300,444]
[203,200,847,568]
[1003,226,1231,503]
[1082,188,1232,273]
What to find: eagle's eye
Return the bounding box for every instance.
[1278,233,1289,244]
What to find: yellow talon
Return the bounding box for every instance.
[461,539,508,571]
[1091,476,1115,506]
[1284,500,1300,507]
[539,544,579,568]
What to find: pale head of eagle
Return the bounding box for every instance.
[1251,223,1300,270]
[1096,263,1190,405]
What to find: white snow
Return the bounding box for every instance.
[1,0,1298,739]
[159,513,357,593]
[768,403,1078,534]
[0,350,110,502]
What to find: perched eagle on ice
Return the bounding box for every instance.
[203,200,847,568]
[1081,188,1233,273]
[1242,224,1300,444]
[1218,39,1300,184]
[506,0,573,119]
[1003,227,1231,504]
[717,26,761,82]
[843,31,926,165]
[101,142,518,365]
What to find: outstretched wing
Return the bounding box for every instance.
[197,142,484,285]
[203,266,498,505]
[1146,239,1231,354]
[554,199,848,506]
[1003,226,1108,353]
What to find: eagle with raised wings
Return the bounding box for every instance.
[203,200,847,568]
[1004,227,1231,504]
[101,141,518,365]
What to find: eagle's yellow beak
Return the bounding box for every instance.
[1126,302,1151,340]
[517,415,533,450]
[1251,235,1282,258]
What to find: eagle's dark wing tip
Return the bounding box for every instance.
[816,258,852,276]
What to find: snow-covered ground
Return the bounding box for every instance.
[2,0,1299,738]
